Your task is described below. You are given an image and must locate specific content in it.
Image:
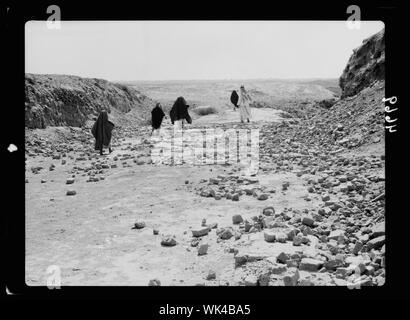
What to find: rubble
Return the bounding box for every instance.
[161,236,177,247]
[197,243,209,256]
[206,270,216,280]
[148,279,161,286]
[192,227,210,237]
[132,221,146,229]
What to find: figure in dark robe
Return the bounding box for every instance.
[151,103,166,136]
[91,110,114,155]
[230,90,239,111]
[169,96,192,129]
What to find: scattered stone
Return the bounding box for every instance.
[283,269,300,286]
[234,254,248,268]
[219,228,234,240]
[192,227,210,237]
[197,243,209,256]
[66,190,76,196]
[353,241,363,255]
[322,194,330,202]
[277,252,291,264]
[232,193,240,201]
[148,279,161,286]
[328,229,345,240]
[264,230,276,243]
[324,258,344,271]
[299,258,324,272]
[244,220,252,232]
[208,222,218,229]
[262,216,275,229]
[270,263,287,275]
[286,229,297,241]
[370,222,385,238]
[302,216,314,227]
[366,236,385,250]
[232,214,243,224]
[258,273,271,286]
[262,207,275,216]
[133,221,146,229]
[293,235,303,246]
[161,236,177,247]
[200,188,216,198]
[275,232,288,243]
[244,275,258,286]
[257,193,269,200]
[206,270,216,280]
[191,238,200,247]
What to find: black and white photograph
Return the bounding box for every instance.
[21,18,388,288]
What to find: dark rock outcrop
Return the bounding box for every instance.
[25,73,154,129]
[317,98,337,109]
[339,29,384,98]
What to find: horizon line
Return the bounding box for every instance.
[25,72,339,83]
[117,77,340,82]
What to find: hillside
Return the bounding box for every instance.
[339,29,385,98]
[277,28,385,151]
[25,73,156,129]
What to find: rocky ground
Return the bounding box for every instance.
[25,79,385,286]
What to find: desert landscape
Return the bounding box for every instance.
[25,28,385,286]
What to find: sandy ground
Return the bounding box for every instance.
[194,107,283,125]
[25,106,382,286]
[25,107,305,286]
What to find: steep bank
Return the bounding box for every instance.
[339,29,385,99]
[279,28,385,151]
[25,73,155,129]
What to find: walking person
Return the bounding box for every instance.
[238,85,252,123]
[170,96,192,129]
[91,110,114,155]
[151,103,166,136]
[230,90,239,111]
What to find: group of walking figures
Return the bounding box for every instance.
[91,85,253,155]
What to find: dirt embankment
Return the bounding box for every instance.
[279,28,385,151]
[25,73,156,129]
[339,29,384,99]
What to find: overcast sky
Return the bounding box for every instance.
[25,21,384,81]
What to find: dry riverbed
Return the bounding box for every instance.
[25,106,385,287]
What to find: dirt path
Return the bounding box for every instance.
[193,107,283,125]
[26,107,300,286]
[25,104,385,287]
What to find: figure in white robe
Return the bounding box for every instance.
[238,85,252,123]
